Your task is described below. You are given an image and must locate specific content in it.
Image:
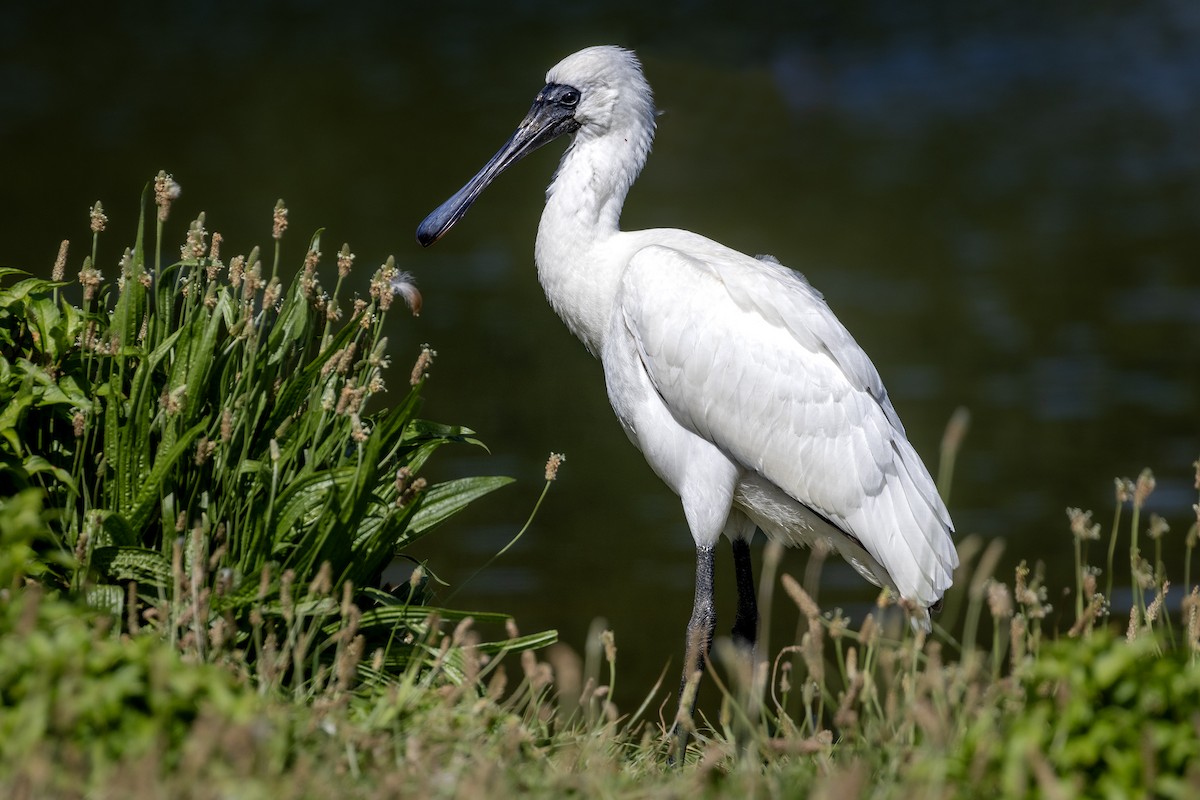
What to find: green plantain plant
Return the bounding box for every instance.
[0,172,554,692]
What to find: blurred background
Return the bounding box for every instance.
[4,1,1198,707]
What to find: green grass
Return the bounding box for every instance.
[2,176,1199,798]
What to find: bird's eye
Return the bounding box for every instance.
[560,89,580,107]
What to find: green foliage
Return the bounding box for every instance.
[0,269,87,500]
[3,458,1200,799]
[4,180,1198,797]
[961,632,1200,798]
[0,490,57,588]
[0,176,551,696]
[0,584,258,770]
[0,492,257,775]
[0,493,556,795]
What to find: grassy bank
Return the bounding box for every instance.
[1,178,1199,798]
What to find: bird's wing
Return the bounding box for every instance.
[616,240,957,605]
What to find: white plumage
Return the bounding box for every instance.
[605,236,956,608]
[418,45,959,745]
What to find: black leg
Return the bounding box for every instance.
[671,544,716,764]
[730,537,758,653]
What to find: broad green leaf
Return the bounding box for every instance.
[402,419,484,446]
[51,374,89,407]
[99,510,137,547]
[90,545,172,587]
[183,291,226,420]
[474,629,558,655]
[104,373,129,512]
[21,454,76,491]
[273,467,357,542]
[1,277,55,305]
[126,418,208,532]
[0,427,23,457]
[25,296,62,360]
[112,184,150,352]
[341,604,513,636]
[145,325,184,369]
[84,584,125,616]
[0,390,31,430]
[265,274,310,367]
[260,313,357,441]
[408,475,514,536]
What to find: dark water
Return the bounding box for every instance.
[5,2,1199,706]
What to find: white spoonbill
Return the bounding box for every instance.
[416,44,958,742]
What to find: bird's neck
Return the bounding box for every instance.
[535,125,651,355]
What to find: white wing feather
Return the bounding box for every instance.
[615,235,958,606]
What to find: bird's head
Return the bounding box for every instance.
[544,46,655,143]
[416,45,655,247]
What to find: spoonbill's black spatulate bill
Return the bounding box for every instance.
[417,45,958,760]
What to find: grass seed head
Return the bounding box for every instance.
[828,609,849,640]
[208,231,223,273]
[1126,604,1140,641]
[1145,581,1168,623]
[117,247,133,281]
[781,572,821,621]
[1134,468,1156,510]
[193,435,216,466]
[229,254,245,286]
[337,243,355,277]
[77,257,101,302]
[263,278,281,309]
[154,170,180,221]
[1184,586,1200,652]
[987,580,1013,620]
[242,258,263,296]
[1147,513,1169,540]
[336,383,365,416]
[410,344,436,385]
[52,239,68,281]
[73,529,89,565]
[309,561,333,597]
[1066,507,1100,540]
[89,201,107,233]
[272,199,288,240]
[1010,614,1027,666]
[601,629,617,663]
[801,628,825,685]
[371,257,398,310]
[1068,593,1105,637]
[351,412,368,442]
[545,452,565,481]
[394,467,413,496]
[1133,555,1154,589]
[396,469,427,507]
